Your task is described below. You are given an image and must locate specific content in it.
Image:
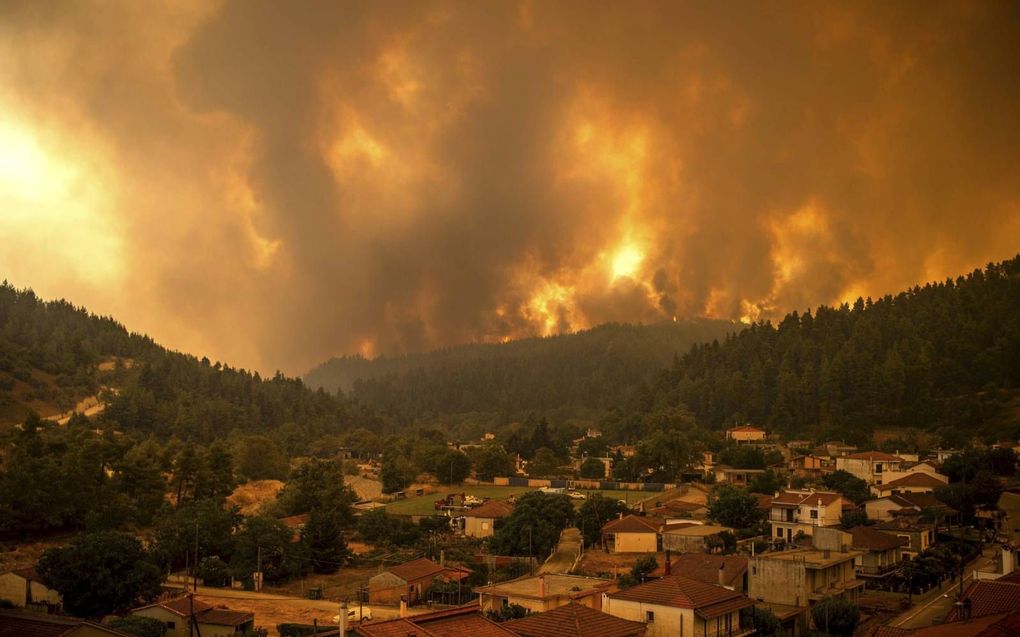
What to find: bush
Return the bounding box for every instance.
[107,616,167,637]
[810,598,859,637]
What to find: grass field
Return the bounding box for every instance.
[384,485,653,516]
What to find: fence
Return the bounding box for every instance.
[492,477,675,491]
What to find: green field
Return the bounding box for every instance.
[384,485,652,516]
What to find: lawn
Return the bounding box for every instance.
[384,485,650,516]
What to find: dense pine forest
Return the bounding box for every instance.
[631,257,1020,445]
[0,282,383,443]
[306,319,736,424]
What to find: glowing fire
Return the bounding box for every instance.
[611,243,644,280]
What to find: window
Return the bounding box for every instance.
[167,622,176,630]
[876,463,883,473]
[645,611,655,623]
[776,527,784,538]
[810,510,818,519]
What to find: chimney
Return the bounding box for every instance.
[718,563,726,588]
[399,597,407,618]
[664,550,672,576]
[338,600,347,637]
[539,574,547,598]
[440,549,446,568]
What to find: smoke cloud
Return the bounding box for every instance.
[1,1,1018,373]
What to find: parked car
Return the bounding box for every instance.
[567,490,587,500]
[334,606,373,623]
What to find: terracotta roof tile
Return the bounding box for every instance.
[386,557,446,582]
[881,474,945,489]
[851,526,909,551]
[464,500,514,519]
[945,581,1020,621]
[197,608,254,626]
[667,554,747,588]
[609,574,753,616]
[508,602,645,637]
[602,515,663,534]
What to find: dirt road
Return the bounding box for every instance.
[539,527,582,574]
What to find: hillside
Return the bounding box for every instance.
[305,319,736,423]
[0,282,381,443]
[632,255,1020,445]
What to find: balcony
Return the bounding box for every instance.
[857,564,900,577]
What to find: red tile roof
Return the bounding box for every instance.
[668,554,747,589]
[355,604,517,637]
[945,581,1020,621]
[880,473,945,489]
[609,574,753,618]
[845,452,904,462]
[602,515,663,534]
[851,526,909,551]
[464,500,514,519]
[135,595,214,617]
[508,602,646,637]
[871,611,1020,637]
[727,426,765,433]
[770,490,845,507]
[996,570,1020,584]
[279,513,311,527]
[0,610,132,637]
[197,608,254,626]
[386,557,446,582]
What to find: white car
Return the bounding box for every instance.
[333,606,372,624]
[567,490,586,500]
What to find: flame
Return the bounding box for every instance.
[611,243,644,280]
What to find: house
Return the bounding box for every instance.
[661,524,735,554]
[850,526,908,589]
[821,441,858,458]
[748,542,863,630]
[0,566,61,611]
[368,557,451,605]
[882,460,945,483]
[602,515,664,553]
[768,490,853,542]
[463,500,514,538]
[870,472,948,498]
[712,466,767,487]
[130,596,254,637]
[835,452,904,485]
[0,609,132,637]
[603,574,754,637]
[279,513,310,541]
[998,491,1020,545]
[726,426,767,444]
[353,603,517,637]
[865,493,958,523]
[646,500,709,522]
[657,553,748,593]
[507,601,646,637]
[944,579,1020,621]
[788,455,830,479]
[873,517,936,558]
[475,573,616,614]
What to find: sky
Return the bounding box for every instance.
[1,1,1018,375]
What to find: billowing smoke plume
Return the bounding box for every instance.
[1,1,1018,373]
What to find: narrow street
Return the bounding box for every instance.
[887,546,996,629]
[539,527,582,574]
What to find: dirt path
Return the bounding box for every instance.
[539,527,582,574]
[55,393,105,425]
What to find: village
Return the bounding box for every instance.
[4,424,1020,637]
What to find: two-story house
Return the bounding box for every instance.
[835,452,904,485]
[726,426,767,444]
[870,472,948,498]
[850,526,908,589]
[769,490,853,542]
[604,574,754,637]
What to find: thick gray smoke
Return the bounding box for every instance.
[1,1,1018,373]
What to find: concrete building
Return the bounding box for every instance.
[507,601,647,637]
[712,466,766,487]
[475,574,615,614]
[748,531,864,616]
[849,526,907,589]
[768,490,852,542]
[870,472,948,498]
[131,596,254,637]
[602,515,663,553]
[463,500,514,538]
[368,557,449,605]
[0,566,61,612]
[835,452,904,485]
[661,524,735,554]
[603,574,754,637]
[726,426,767,444]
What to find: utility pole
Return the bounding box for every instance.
[256,545,262,592]
[193,521,200,593]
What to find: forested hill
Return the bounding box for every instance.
[305,319,736,422]
[635,256,1020,445]
[0,282,381,442]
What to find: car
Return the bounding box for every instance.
[333,606,372,624]
[567,490,586,500]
